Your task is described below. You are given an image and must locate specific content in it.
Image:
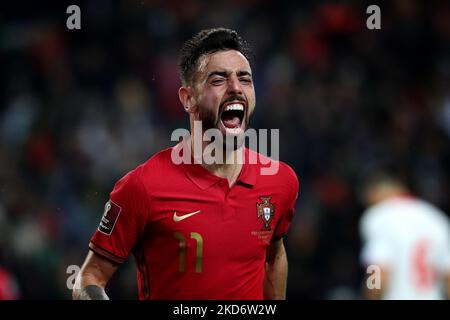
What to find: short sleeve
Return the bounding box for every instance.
[89,169,148,263]
[359,211,393,266]
[437,219,450,272]
[272,164,299,241]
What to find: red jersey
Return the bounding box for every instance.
[0,267,19,300]
[89,146,299,299]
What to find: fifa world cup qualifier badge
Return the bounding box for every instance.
[256,196,275,231]
[98,200,121,235]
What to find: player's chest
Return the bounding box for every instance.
[147,185,282,247]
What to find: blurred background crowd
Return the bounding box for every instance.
[0,0,449,299]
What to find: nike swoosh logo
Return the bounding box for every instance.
[173,210,201,222]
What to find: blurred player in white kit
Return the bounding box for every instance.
[359,169,450,300]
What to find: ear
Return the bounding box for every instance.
[178,86,197,114]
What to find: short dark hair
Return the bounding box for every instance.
[178,28,252,86]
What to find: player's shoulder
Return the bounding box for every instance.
[360,202,393,233]
[361,197,449,233]
[255,149,297,181]
[139,146,174,170]
[247,148,299,195]
[276,160,299,192]
[415,199,450,231]
[278,161,300,203]
[415,199,448,218]
[279,160,298,181]
[113,147,175,188]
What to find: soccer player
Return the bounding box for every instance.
[72,28,299,300]
[359,170,450,299]
[0,267,20,300]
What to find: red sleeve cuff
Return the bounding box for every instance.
[89,241,127,264]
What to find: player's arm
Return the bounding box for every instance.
[264,238,288,300]
[72,251,120,300]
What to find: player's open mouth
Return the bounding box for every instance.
[219,102,245,134]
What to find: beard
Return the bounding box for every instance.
[197,97,254,132]
[196,101,254,152]
[198,105,220,132]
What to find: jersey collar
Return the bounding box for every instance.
[182,147,257,190]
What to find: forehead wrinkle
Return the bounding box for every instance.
[191,50,252,87]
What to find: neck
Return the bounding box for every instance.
[203,161,243,187]
[368,186,411,206]
[191,136,244,187]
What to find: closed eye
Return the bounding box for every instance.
[211,78,226,85]
[240,77,252,84]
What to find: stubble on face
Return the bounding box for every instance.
[192,55,219,131]
[194,56,254,127]
[187,50,255,159]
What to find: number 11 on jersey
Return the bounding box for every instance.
[174,232,203,273]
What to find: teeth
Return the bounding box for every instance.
[224,104,244,111]
[225,127,242,134]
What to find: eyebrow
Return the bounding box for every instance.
[207,71,228,79]
[206,70,253,79]
[237,70,252,77]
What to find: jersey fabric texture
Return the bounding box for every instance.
[360,196,450,300]
[89,146,299,299]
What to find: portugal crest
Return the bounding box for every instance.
[256,196,275,231]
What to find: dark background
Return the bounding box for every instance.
[0,0,449,299]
